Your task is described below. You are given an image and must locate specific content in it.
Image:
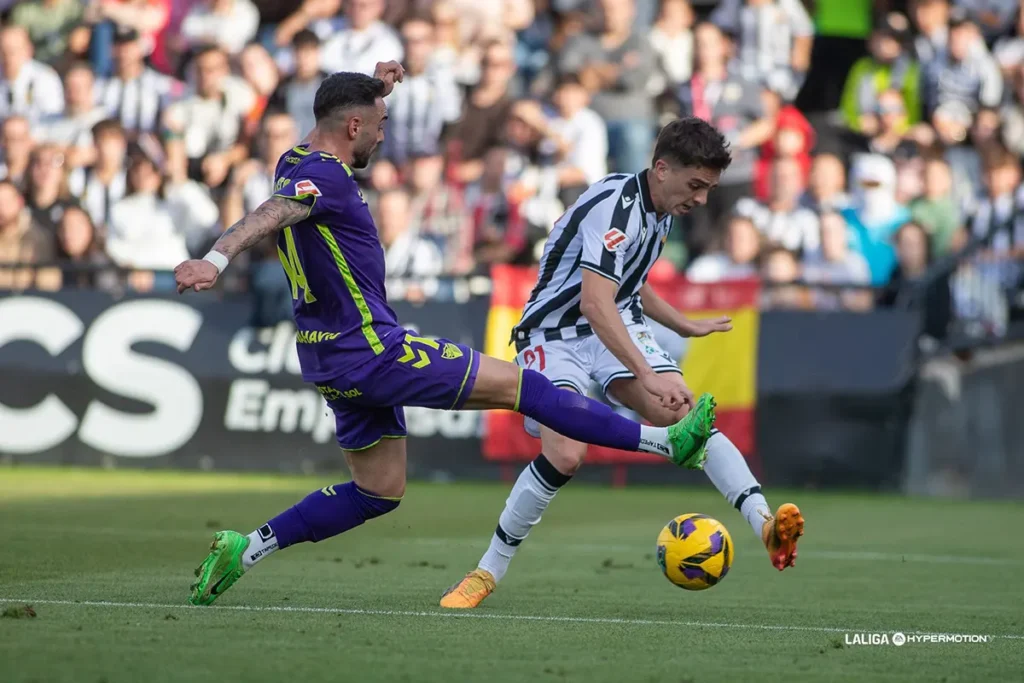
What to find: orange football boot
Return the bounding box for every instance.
[762,503,804,570]
[439,569,496,608]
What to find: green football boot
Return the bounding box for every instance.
[189,530,249,606]
[667,392,717,470]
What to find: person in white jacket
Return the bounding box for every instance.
[106,136,218,273]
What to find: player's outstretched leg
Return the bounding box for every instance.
[189,438,406,606]
[463,356,716,466]
[607,372,803,570]
[702,428,804,570]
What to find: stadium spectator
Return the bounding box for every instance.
[430,0,487,87]
[910,156,962,256]
[466,147,531,271]
[0,116,35,190]
[37,61,107,168]
[83,0,173,77]
[955,0,1020,43]
[648,0,695,96]
[841,13,923,134]
[924,11,1003,125]
[800,153,851,214]
[25,143,80,236]
[677,22,775,250]
[163,46,254,188]
[0,24,64,122]
[9,0,85,66]
[803,210,873,311]
[500,99,563,237]
[753,103,814,202]
[48,204,119,290]
[878,220,952,339]
[998,62,1024,155]
[796,0,874,114]
[969,147,1024,271]
[179,0,261,55]
[841,153,910,286]
[912,0,951,68]
[558,0,655,174]
[686,213,761,282]
[760,245,810,309]
[863,89,920,157]
[106,139,191,278]
[374,14,462,190]
[548,73,608,206]
[735,157,821,257]
[95,26,181,137]
[448,39,515,184]
[378,188,444,277]
[320,0,404,75]
[268,30,328,139]
[68,118,129,232]
[407,153,474,275]
[238,42,280,136]
[0,179,55,291]
[709,0,814,103]
[271,0,342,55]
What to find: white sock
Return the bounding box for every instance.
[478,454,569,582]
[702,430,772,538]
[638,425,671,458]
[241,524,279,570]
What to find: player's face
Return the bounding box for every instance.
[654,160,721,216]
[351,98,388,169]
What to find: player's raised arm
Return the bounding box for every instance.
[639,283,733,338]
[174,196,309,294]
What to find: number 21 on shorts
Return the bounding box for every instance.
[522,345,546,371]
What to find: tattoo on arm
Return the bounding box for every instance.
[210,196,309,261]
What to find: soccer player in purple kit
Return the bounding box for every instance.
[174,62,716,606]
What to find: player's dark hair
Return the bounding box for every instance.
[652,117,732,172]
[313,72,386,124]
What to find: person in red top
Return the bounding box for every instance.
[753,103,815,201]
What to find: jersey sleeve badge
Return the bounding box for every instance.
[295,179,322,197]
[603,228,627,251]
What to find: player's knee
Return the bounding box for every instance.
[646,404,688,428]
[354,485,403,519]
[352,472,406,500]
[545,441,588,475]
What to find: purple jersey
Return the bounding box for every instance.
[272,145,401,381]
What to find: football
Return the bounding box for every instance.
[656,513,734,590]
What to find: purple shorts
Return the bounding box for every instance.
[314,329,481,451]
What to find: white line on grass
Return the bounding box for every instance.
[3,598,1022,641]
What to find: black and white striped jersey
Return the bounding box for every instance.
[513,170,672,350]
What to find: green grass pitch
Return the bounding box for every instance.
[1,467,1022,682]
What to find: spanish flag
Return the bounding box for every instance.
[482,265,759,466]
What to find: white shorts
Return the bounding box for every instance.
[515,322,682,438]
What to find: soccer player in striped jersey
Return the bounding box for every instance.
[173,64,717,607]
[440,118,805,609]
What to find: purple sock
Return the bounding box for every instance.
[268,482,401,549]
[514,368,642,451]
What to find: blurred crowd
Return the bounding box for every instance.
[0,0,1022,337]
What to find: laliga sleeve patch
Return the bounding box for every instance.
[603,228,627,251]
[295,179,322,197]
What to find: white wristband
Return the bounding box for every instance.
[203,250,230,274]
